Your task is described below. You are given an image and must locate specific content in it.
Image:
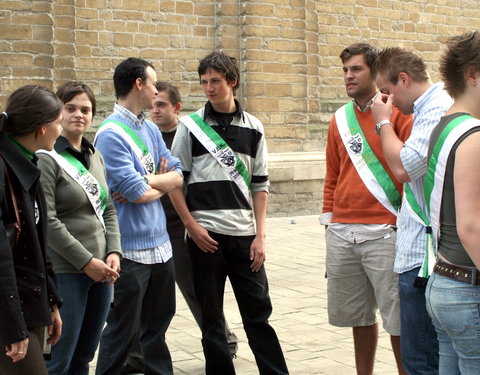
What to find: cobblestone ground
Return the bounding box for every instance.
[89,215,399,375]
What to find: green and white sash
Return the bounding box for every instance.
[409,115,480,279]
[335,102,401,216]
[94,120,156,175]
[37,149,108,231]
[182,113,251,204]
[417,115,480,277]
[403,184,436,279]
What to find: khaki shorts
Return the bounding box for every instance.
[325,228,400,335]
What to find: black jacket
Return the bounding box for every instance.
[0,133,62,345]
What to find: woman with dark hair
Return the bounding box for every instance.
[0,85,63,374]
[37,81,121,375]
[425,30,480,374]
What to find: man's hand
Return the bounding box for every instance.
[112,191,129,204]
[5,338,29,363]
[84,257,120,284]
[47,305,62,345]
[250,235,266,272]
[186,221,219,253]
[157,157,170,174]
[371,93,394,124]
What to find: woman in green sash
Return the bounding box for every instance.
[37,82,122,375]
[425,30,480,374]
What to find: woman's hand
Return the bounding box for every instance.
[83,257,120,284]
[5,338,29,362]
[47,305,62,345]
[105,253,121,284]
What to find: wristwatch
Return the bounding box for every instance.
[375,120,393,135]
[143,176,149,185]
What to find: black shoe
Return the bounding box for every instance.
[227,331,239,359]
[120,362,144,374]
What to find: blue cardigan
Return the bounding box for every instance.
[94,109,181,251]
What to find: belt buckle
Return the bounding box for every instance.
[472,268,478,286]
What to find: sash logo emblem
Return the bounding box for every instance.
[85,179,99,196]
[218,149,235,167]
[348,134,363,154]
[141,157,155,174]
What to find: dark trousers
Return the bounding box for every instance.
[189,232,289,375]
[0,327,48,375]
[95,258,175,375]
[171,234,237,348]
[127,234,237,371]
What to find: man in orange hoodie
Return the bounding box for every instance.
[320,43,412,375]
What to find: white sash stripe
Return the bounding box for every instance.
[94,122,154,174]
[182,115,251,204]
[429,118,480,241]
[37,149,106,231]
[335,106,398,216]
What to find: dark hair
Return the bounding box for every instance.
[198,51,240,94]
[440,30,480,98]
[113,57,155,99]
[340,43,380,73]
[155,81,181,105]
[374,47,429,84]
[56,81,97,117]
[0,85,63,137]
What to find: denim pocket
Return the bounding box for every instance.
[434,302,480,336]
[428,274,480,337]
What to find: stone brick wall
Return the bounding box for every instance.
[1,0,478,215]
[2,1,478,145]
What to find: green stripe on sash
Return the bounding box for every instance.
[190,113,251,190]
[424,115,473,212]
[414,114,476,279]
[344,102,401,211]
[59,150,107,212]
[98,119,156,173]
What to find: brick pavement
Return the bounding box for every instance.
[90,215,399,374]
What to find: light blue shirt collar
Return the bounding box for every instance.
[413,82,444,116]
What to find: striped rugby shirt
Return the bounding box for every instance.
[172,101,269,236]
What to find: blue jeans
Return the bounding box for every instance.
[46,274,112,375]
[399,267,439,375]
[426,272,480,375]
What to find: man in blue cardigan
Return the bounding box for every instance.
[94,57,183,375]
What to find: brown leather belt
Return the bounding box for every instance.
[434,259,480,285]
